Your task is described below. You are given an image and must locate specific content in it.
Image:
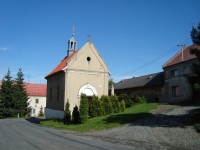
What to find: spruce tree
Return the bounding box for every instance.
[0,69,16,118]
[13,68,28,117]
[72,105,80,124]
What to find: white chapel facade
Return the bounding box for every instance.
[45,32,109,119]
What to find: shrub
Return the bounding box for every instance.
[0,108,18,119]
[38,106,44,117]
[89,96,98,117]
[97,100,105,116]
[79,94,89,123]
[72,105,80,124]
[100,95,113,115]
[110,95,120,113]
[118,94,133,108]
[120,100,126,112]
[135,95,147,103]
[64,100,71,125]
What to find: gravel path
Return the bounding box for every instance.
[84,104,200,150]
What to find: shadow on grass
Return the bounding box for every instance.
[102,107,200,128]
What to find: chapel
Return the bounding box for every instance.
[45,31,109,119]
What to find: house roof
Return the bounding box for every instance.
[25,83,46,97]
[114,72,164,90]
[163,44,200,68]
[45,51,78,78]
[0,82,46,97]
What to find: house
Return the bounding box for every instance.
[45,32,109,119]
[26,83,47,117]
[114,72,164,102]
[162,44,200,102]
[0,82,47,117]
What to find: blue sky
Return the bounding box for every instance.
[0,0,200,83]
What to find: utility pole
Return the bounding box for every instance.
[177,44,186,61]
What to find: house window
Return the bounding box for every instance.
[172,86,180,97]
[35,99,39,103]
[57,86,59,101]
[50,88,52,101]
[171,69,179,77]
[32,109,35,114]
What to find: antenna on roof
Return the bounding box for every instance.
[177,44,186,61]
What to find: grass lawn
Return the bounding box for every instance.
[40,103,159,132]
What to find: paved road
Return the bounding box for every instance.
[0,119,136,150]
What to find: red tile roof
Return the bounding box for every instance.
[25,83,46,97]
[163,44,200,68]
[45,51,78,78]
[0,82,46,97]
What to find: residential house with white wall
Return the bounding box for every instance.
[26,83,47,117]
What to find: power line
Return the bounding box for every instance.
[114,39,191,80]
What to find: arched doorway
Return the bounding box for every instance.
[78,84,97,111]
[78,84,97,97]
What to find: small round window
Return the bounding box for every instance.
[87,57,91,62]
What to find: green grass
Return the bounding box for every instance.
[40,103,159,132]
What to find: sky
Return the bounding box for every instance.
[0,0,200,84]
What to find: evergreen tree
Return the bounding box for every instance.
[120,100,126,112]
[190,22,200,93]
[89,95,98,117]
[13,68,28,117]
[0,69,16,118]
[38,106,44,117]
[64,100,71,124]
[100,95,113,115]
[118,94,133,108]
[79,94,89,123]
[110,95,120,113]
[72,105,80,124]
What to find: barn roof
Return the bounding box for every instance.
[114,72,164,90]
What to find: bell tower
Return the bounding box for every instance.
[67,28,77,56]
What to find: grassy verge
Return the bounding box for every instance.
[40,103,159,132]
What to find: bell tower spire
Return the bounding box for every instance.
[67,27,77,56]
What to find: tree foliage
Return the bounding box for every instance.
[38,106,44,117]
[0,68,28,118]
[89,96,98,117]
[72,105,80,124]
[190,22,200,93]
[13,68,28,116]
[64,100,71,124]
[118,94,133,108]
[110,95,120,113]
[79,94,89,123]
